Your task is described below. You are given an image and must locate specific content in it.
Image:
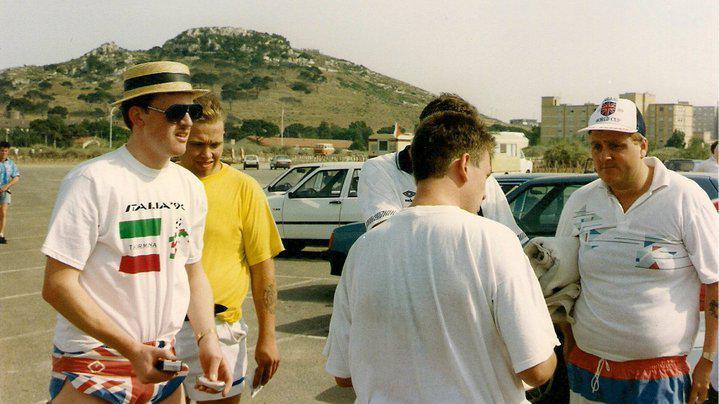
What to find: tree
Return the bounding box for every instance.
[543,141,588,167]
[347,121,373,150]
[284,123,316,138]
[290,82,311,94]
[238,119,279,138]
[665,130,686,149]
[29,115,69,146]
[193,72,220,86]
[221,83,240,115]
[317,121,331,139]
[48,106,68,118]
[377,125,405,134]
[527,126,541,146]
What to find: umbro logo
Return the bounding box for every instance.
[402,190,416,198]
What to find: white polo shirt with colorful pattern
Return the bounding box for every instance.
[556,157,719,361]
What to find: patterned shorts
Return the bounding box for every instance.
[49,341,188,404]
[567,346,690,404]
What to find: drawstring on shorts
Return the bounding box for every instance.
[224,322,242,343]
[591,358,611,393]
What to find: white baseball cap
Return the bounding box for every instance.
[579,97,646,135]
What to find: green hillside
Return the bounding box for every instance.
[0,26,502,132]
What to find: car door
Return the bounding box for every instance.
[508,183,582,238]
[265,165,319,194]
[338,168,363,225]
[281,168,348,240]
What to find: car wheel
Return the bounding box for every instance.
[283,240,306,255]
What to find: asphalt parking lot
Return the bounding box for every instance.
[0,163,355,403]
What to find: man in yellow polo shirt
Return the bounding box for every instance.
[176,93,283,403]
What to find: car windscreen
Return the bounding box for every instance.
[268,166,318,192]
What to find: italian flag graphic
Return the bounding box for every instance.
[119,218,161,274]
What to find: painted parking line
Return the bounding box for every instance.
[248,329,328,354]
[0,328,53,342]
[0,265,43,274]
[0,247,42,256]
[0,291,41,301]
[6,234,45,241]
[276,275,336,282]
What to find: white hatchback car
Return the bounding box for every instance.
[267,162,363,252]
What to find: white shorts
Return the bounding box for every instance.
[175,319,249,401]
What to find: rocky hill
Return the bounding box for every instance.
[0,26,501,130]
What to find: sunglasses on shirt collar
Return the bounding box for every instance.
[146,104,203,123]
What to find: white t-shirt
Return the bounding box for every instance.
[324,205,558,403]
[42,146,207,352]
[556,157,719,361]
[358,152,528,244]
[694,157,718,174]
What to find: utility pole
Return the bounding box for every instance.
[109,106,116,149]
[280,108,285,147]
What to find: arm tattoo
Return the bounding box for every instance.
[709,299,718,320]
[263,283,277,315]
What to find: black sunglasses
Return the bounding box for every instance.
[146,104,203,123]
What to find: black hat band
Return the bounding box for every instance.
[124,72,192,92]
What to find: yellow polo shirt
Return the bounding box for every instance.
[200,164,283,323]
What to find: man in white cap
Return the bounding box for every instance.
[42,61,232,403]
[359,93,527,244]
[556,97,718,403]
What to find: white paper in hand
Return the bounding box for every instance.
[243,368,264,399]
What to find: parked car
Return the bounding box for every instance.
[268,162,363,252]
[664,159,702,172]
[270,155,292,170]
[325,171,717,403]
[506,172,717,239]
[243,154,260,170]
[326,173,552,276]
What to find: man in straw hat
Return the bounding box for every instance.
[41,61,232,403]
[556,97,718,403]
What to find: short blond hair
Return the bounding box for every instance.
[195,93,224,124]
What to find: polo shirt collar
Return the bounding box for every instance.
[596,156,671,194]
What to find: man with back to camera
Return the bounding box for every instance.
[358,93,528,244]
[41,61,232,403]
[556,97,718,403]
[176,93,283,403]
[324,111,558,403]
[0,140,19,244]
[694,140,718,174]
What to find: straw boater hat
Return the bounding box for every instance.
[111,61,208,106]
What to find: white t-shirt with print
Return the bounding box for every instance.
[358,152,528,244]
[42,146,207,353]
[556,157,719,361]
[324,206,558,403]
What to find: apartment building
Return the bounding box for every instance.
[693,106,718,141]
[540,97,596,139]
[645,102,693,147]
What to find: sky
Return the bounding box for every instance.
[0,0,716,122]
